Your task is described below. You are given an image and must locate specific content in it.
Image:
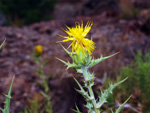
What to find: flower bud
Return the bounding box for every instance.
[34,45,43,56]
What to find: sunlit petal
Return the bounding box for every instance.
[58,21,95,54]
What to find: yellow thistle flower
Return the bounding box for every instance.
[59,21,95,55]
[35,45,43,55]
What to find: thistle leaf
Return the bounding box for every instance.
[60,44,73,58]
[74,78,85,93]
[85,102,95,113]
[73,78,90,99]
[72,105,82,113]
[0,39,6,50]
[56,57,81,69]
[42,59,50,67]
[97,77,128,108]
[56,57,68,65]
[40,91,48,98]
[36,81,45,88]
[115,96,131,113]
[0,76,15,113]
[88,52,119,68]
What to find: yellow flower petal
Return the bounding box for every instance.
[58,21,95,54]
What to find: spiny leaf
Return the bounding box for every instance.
[40,91,48,98]
[72,105,82,113]
[42,59,50,67]
[0,76,15,113]
[73,78,86,93]
[88,52,119,68]
[56,57,68,65]
[0,39,6,50]
[36,81,45,88]
[60,44,73,58]
[111,77,128,88]
[56,57,81,69]
[115,96,131,113]
[73,77,90,99]
[85,102,94,113]
[97,77,128,108]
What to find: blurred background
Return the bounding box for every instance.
[0,0,150,113]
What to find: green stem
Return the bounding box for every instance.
[81,67,99,113]
[38,60,49,94]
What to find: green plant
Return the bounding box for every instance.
[0,0,57,26]
[0,39,6,50]
[25,45,53,113]
[115,51,150,113]
[23,98,44,113]
[57,21,130,113]
[0,76,14,113]
[0,39,14,113]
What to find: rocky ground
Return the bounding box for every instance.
[0,1,150,113]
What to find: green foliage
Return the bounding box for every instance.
[58,22,130,113]
[23,98,44,113]
[116,51,150,112]
[57,45,119,70]
[114,96,131,113]
[60,46,129,112]
[0,0,57,26]
[74,72,129,113]
[29,50,53,113]
[0,76,14,113]
[0,39,6,50]
[97,78,128,109]
[0,40,14,113]
[72,105,82,113]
